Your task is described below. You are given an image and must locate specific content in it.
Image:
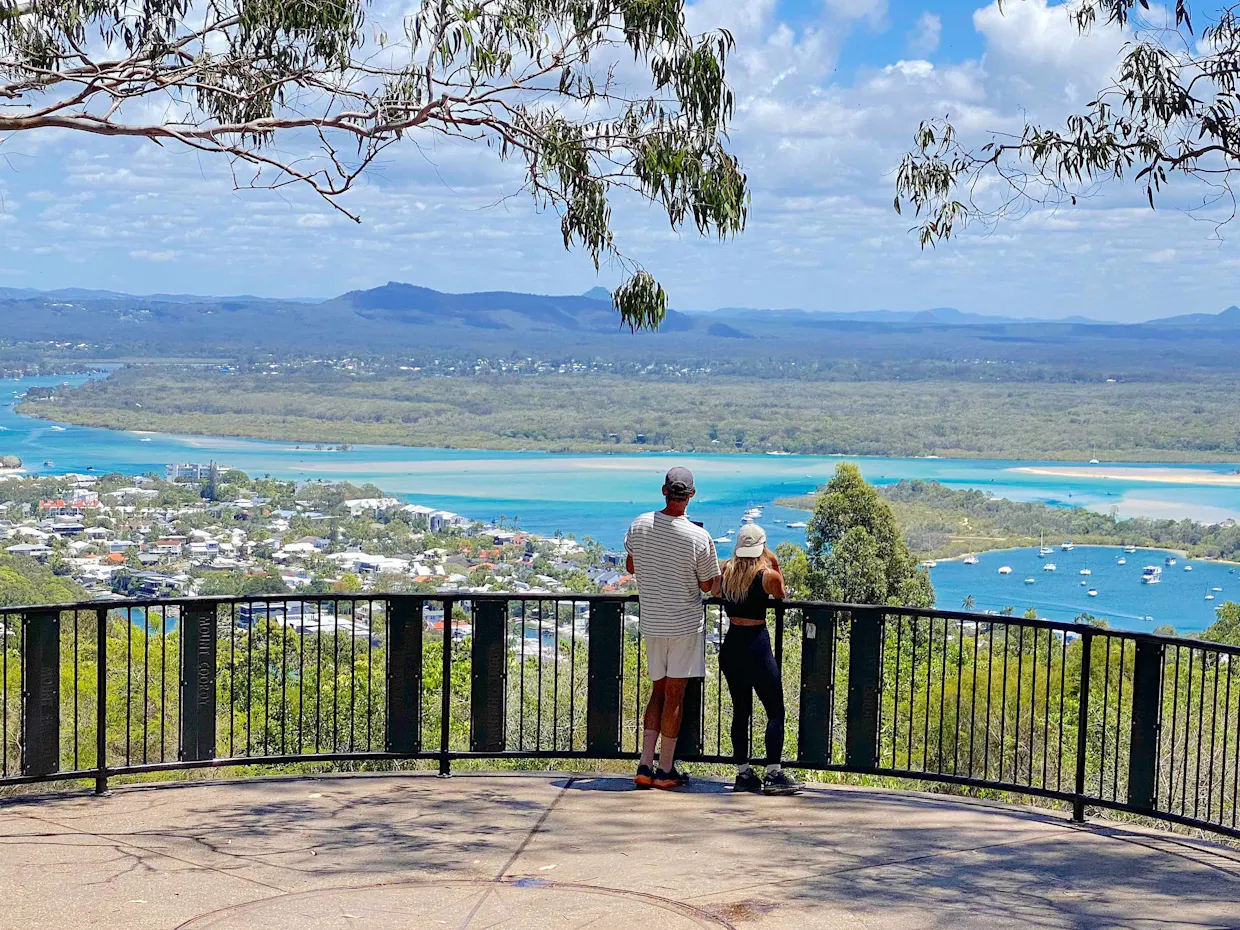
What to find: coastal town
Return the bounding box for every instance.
[0,458,632,606]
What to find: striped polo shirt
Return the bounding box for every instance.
[624,511,721,636]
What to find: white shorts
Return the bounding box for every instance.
[644,632,705,680]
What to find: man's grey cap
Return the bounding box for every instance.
[663,466,695,497]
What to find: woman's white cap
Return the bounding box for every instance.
[734,524,766,558]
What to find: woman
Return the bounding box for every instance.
[718,523,802,795]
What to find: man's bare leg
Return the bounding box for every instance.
[657,677,688,775]
[640,679,666,770]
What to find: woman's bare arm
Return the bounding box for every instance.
[763,568,786,598]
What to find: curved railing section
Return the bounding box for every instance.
[1,594,1237,840]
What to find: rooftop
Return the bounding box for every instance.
[3,772,1238,929]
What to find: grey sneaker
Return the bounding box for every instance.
[762,769,803,796]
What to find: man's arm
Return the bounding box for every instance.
[696,536,721,594]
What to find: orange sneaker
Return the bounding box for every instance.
[634,764,654,789]
[652,767,688,790]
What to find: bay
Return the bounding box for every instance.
[931,546,1235,634]
[4,373,1238,633]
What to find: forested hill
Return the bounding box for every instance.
[5,281,1240,376]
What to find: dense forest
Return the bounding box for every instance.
[20,365,1240,461]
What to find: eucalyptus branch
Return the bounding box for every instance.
[0,0,748,329]
[897,0,1240,245]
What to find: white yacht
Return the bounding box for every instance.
[1117,558,1127,565]
[1079,568,1091,576]
[963,555,979,565]
[1213,587,1223,592]
[1061,541,1075,551]
[1043,562,1057,572]
[1205,592,1216,601]
[1024,577,1036,584]
[1039,531,1053,557]
[1142,566,1163,584]
[921,560,938,569]
[1088,588,1098,597]
[787,521,807,529]
[1124,546,1137,553]
[713,536,731,544]
[1184,564,1193,572]
[1165,556,1177,566]
[998,566,1012,575]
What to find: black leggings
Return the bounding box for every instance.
[718,623,785,766]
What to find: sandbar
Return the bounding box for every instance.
[1011,466,1240,487]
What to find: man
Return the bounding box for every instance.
[625,466,720,790]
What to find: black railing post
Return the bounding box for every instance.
[798,606,836,767]
[1126,638,1164,812]
[22,609,60,777]
[439,598,454,777]
[179,606,218,763]
[470,599,508,752]
[386,597,423,754]
[845,608,882,772]
[94,608,109,795]
[586,600,623,756]
[1073,629,1094,823]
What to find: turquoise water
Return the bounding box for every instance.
[4,373,1239,632]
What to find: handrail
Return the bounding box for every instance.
[4,593,1237,655]
[1,593,1237,843]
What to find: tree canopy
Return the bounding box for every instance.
[896,0,1240,244]
[0,554,86,607]
[805,463,935,608]
[1203,600,1240,646]
[0,0,748,329]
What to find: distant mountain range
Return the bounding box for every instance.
[323,282,695,332]
[4,281,1240,371]
[706,306,1111,325]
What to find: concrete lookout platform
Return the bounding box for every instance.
[2,773,1239,929]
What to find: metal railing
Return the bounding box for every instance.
[1,594,1238,840]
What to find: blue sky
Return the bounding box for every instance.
[1,0,1234,321]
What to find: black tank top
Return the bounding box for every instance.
[722,569,770,622]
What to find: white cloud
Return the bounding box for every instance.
[907,12,942,56]
[129,249,180,262]
[823,0,889,28]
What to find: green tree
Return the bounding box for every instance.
[201,462,220,502]
[332,573,363,595]
[962,595,976,610]
[0,554,86,606]
[0,0,748,329]
[805,463,934,607]
[1202,601,1240,647]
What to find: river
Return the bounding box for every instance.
[4,373,1238,633]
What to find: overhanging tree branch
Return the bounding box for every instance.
[896,0,1240,246]
[0,0,750,329]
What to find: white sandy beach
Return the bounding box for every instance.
[1011,465,1240,487]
